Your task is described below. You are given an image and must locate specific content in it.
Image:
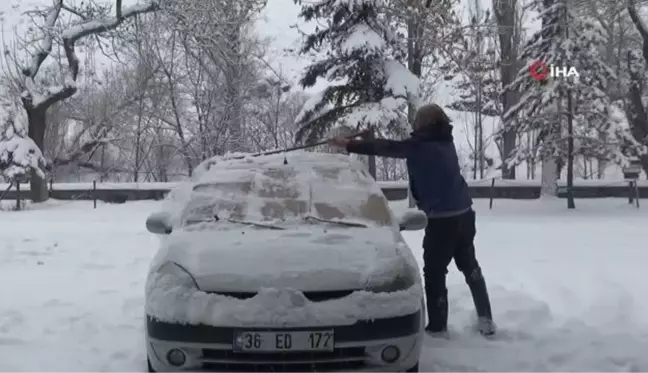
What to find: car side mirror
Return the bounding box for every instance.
[146,212,173,234]
[398,210,427,231]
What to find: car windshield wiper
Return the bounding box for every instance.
[185,215,285,230]
[225,218,285,230]
[303,215,367,228]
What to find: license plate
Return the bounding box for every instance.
[233,330,334,352]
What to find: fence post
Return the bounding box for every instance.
[93,180,97,209]
[366,128,376,179]
[489,178,495,209]
[15,182,21,211]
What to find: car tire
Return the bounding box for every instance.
[147,357,156,373]
[406,362,419,372]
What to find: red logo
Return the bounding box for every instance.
[529,60,550,81]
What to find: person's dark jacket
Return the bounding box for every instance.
[346,124,472,218]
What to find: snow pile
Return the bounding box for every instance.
[0,101,45,181]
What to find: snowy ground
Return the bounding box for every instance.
[1,198,648,371]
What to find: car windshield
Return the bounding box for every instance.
[180,165,394,228]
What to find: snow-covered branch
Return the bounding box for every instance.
[21,0,160,111]
[50,139,110,168]
[22,2,62,80]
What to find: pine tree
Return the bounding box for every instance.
[293,0,419,144]
[501,0,639,194]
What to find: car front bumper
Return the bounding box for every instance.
[146,310,423,372]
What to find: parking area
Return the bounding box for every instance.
[1,198,648,371]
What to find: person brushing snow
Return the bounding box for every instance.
[328,104,495,337]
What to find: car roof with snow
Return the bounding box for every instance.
[175,151,394,227]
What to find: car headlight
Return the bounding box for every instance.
[154,262,199,290]
[366,270,416,293]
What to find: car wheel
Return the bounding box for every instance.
[147,357,156,373]
[406,362,419,372]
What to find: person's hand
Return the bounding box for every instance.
[328,136,350,148]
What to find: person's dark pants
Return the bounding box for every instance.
[422,209,493,333]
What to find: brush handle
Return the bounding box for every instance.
[241,130,370,158]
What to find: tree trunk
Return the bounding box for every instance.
[367,129,376,179]
[406,9,422,208]
[625,3,648,177]
[566,90,575,208]
[225,25,244,153]
[27,108,49,202]
[494,0,519,179]
[225,70,244,152]
[625,52,648,177]
[564,5,574,208]
[540,158,558,196]
[541,122,560,197]
[477,81,484,178]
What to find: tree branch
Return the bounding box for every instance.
[50,139,108,167]
[627,0,648,65]
[23,0,160,111]
[22,1,63,80]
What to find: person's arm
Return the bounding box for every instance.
[345,138,413,158]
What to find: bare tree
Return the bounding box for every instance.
[247,79,305,152]
[9,0,159,201]
[164,0,267,153]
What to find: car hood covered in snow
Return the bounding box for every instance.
[152,224,411,292]
[146,226,423,327]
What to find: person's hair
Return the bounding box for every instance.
[413,104,451,130]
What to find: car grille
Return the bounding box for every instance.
[210,290,356,302]
[201,347,366,372]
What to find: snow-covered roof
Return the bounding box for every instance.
[194,151,362,177]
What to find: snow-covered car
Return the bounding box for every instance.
[144,151,427,372]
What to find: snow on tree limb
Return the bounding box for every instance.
[22,1,63,80]
[294,0,419,143]
[21,0,160,110]
[61,1,159,42]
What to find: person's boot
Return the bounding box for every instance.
[425,290,448,337]
[466,269,495,336]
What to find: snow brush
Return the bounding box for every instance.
[228,130,372,161]
[199,130,371,171]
